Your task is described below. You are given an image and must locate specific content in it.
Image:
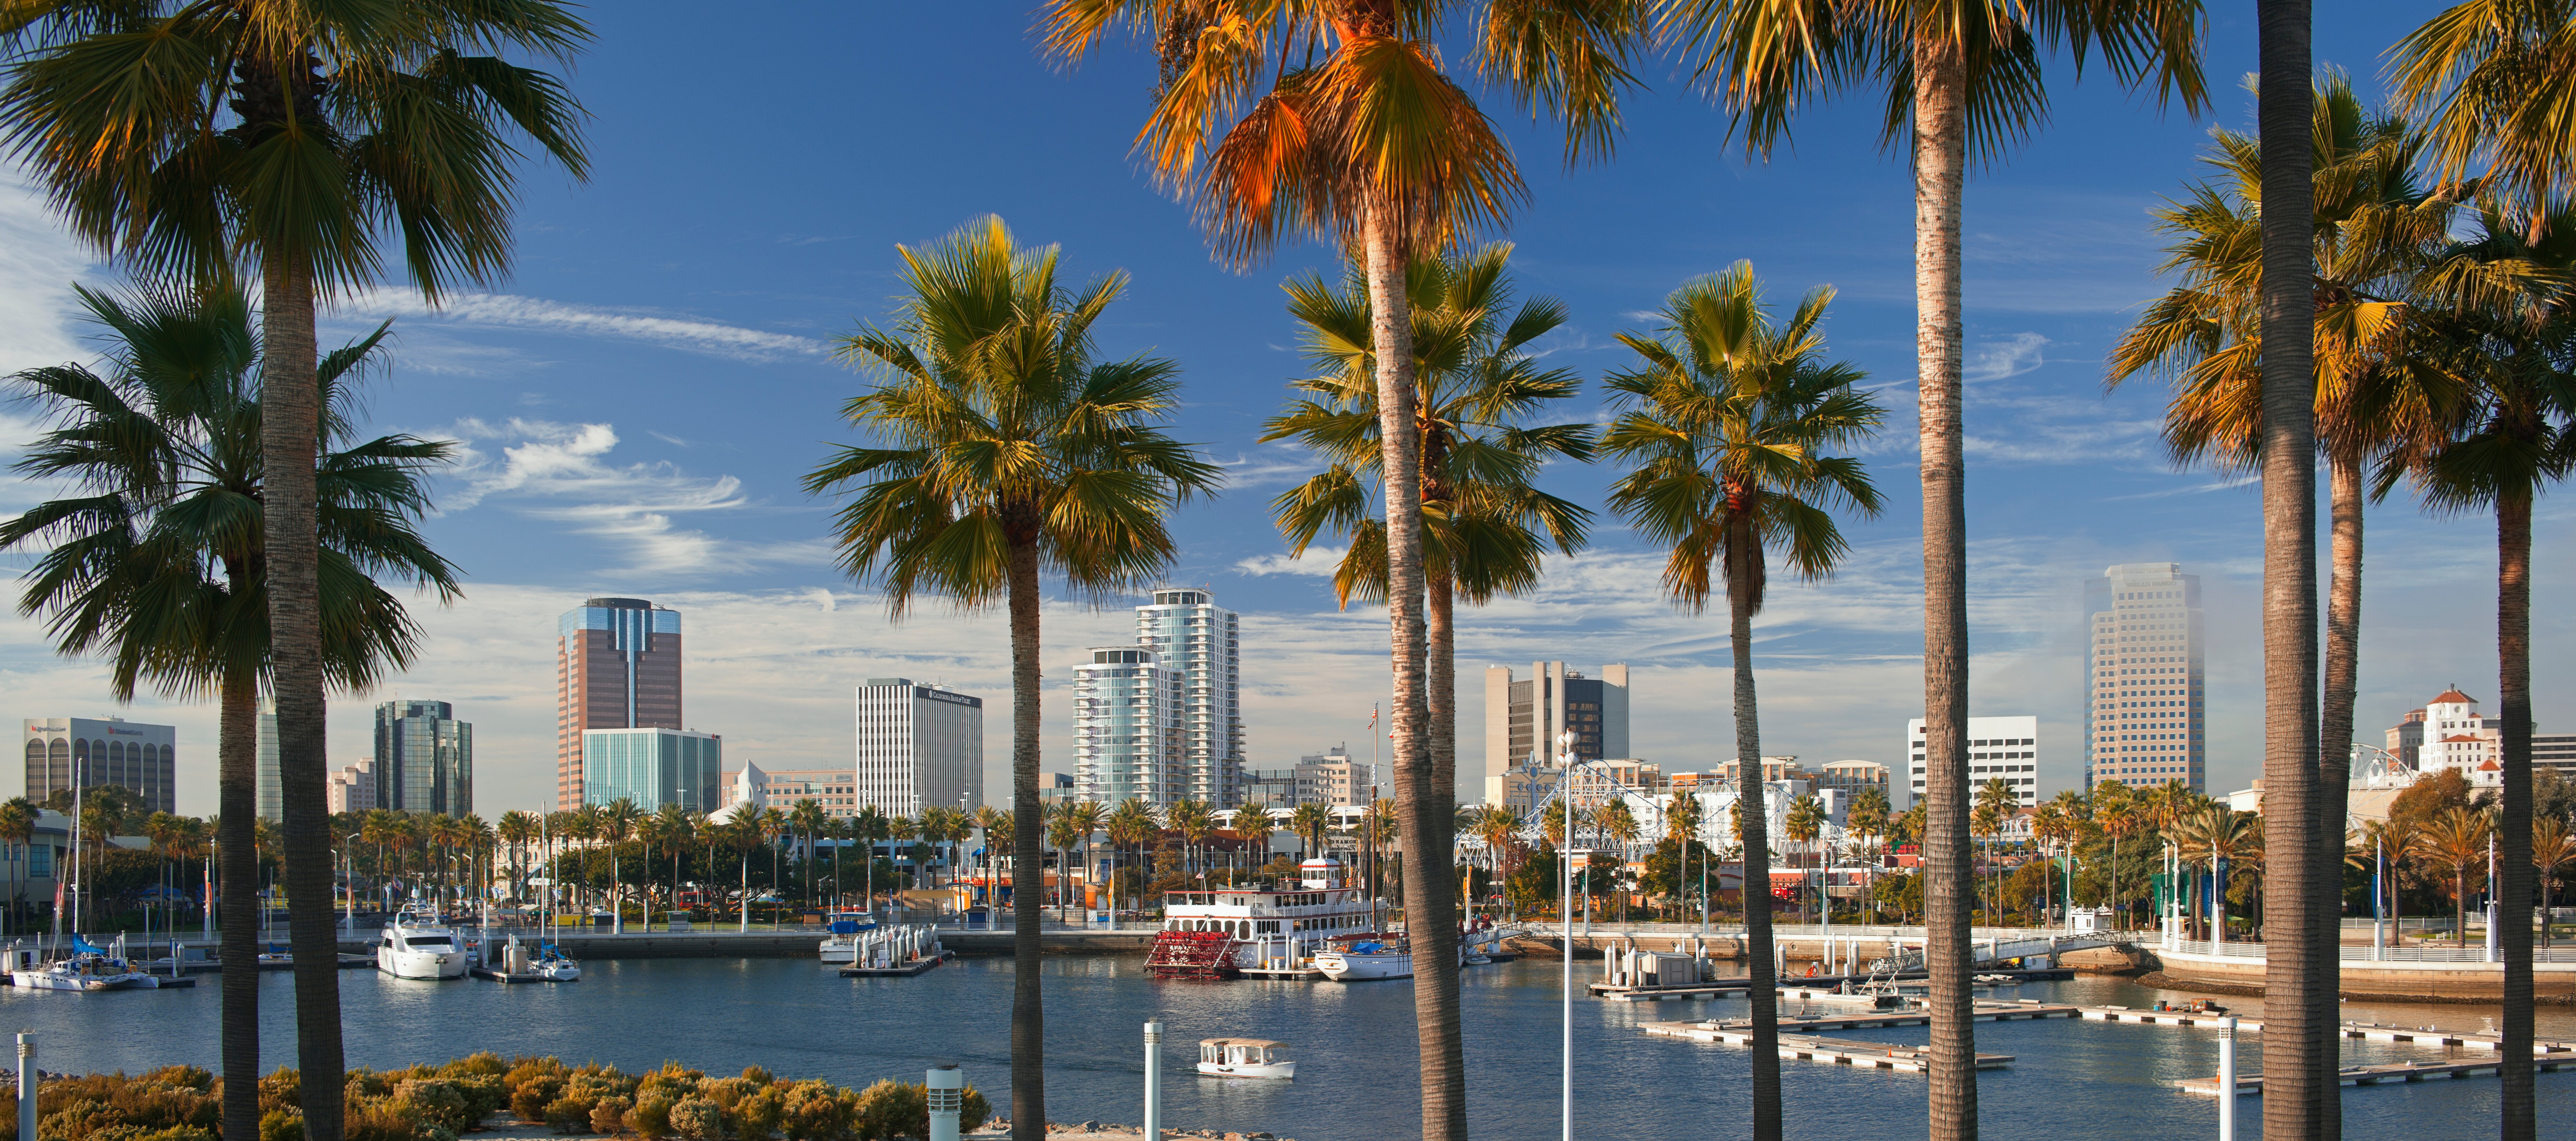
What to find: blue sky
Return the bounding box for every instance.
[2,2,2564,817]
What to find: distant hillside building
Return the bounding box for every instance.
[22,717,176,815]
[2388,687,2507,788]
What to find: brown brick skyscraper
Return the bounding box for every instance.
[557,597,683,809]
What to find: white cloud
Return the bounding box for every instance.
[1235,546,1348,577]
[339,289,829,362]
[434,418,829,577]
[0,168,92,378]
[1965,332,2048,383]
[1216,444,1329,491]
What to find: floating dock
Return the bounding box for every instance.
[469,967,569,983]
[1642,1022,2012,1071]
[1238,965,1324,980]
[2074,1007,2574,1054]
[2174,1055,2576,1096]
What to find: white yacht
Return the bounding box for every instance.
[817,912,877,964]
[376,918,469,980]
[10,952,158,991]
[1196,1038,1294,1079]
[1315,917,1509,982]
[532,945,581,981]
[1147,858,1382,978]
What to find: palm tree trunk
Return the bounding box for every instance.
[261,248,346,1141]
[1728,525,1781,1141]
[2315,453,2363,1137]
[2497,495,2535,1139]
[1363,199,1463,1141]
[2255,1,2323,1133]
[218,659,260,1141]
[1006,535,1047,1139]
[1911,29,1977,1141]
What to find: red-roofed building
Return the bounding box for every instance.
[2386,685,2503,788]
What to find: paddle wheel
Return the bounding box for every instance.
[1146,930,1240,979]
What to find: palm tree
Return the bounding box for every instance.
[1059,801,1108,913]
[788,799,828,911]
[0,284,455,1141]
[1290,802,1337,866]
[1594,801,1639,924]
[889,815,919,898]
[1262,244,1597,843]
[2536,817,2574,949]
[1041,12,1640,1135]
[1105,799,1163,910]
[1042,805,1079,917]
[497,812,538,912]
[2361,815,2421,945]
[972,805,1009,908]
[1,14,588,1134]
[1659,6,2207,1132]
[654,804,692,920]
[2108,74,2455,1069]
[595,799,641,933]
[1974,778,2021,921]
[0,798,34,931]
[2425,807,2495,948]
[1783,795,1826,923]
[853,805,891,916]
[1599,261,1884,1138]
[804,216,1216,1130]
[2171,806,2262,943]
[1166,800,1213,887]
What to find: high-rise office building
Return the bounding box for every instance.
[1905,716,2041,808]
[375,700,473,815]
[22,717,176,814]
[1135,588,1244,805]
[557,597,683,810]
[581,727,721,812]
[2082,563,2207,791]
[853,677,985,817]
[1072,647,1183,804]
[1482,662,1629,804]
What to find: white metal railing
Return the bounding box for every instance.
[2162,939,2576,964]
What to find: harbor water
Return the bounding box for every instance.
[16,956,2566,1140]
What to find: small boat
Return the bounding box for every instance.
[1465,952,1493,966]
[533,945,581,982]
[1197,1038,1294,1080]
[817,912,879,964]
[376,917,469,980]
[1315,937,1411,981]
[11,952,158,991]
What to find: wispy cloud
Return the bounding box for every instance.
[435,418,829,577]
[341,289,829,362]
[1965,332,2048,383]
[0,167,95,378]
[1235,546,1348,577]
[1216,444,1326,491]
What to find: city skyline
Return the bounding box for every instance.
[0,4,2559,820]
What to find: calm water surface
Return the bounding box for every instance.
[13,955,2565,1140]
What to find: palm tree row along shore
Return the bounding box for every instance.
[0,3,2568,1141]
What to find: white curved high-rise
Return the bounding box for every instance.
[1071,588,1244,806]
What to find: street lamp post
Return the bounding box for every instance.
[343,833,363,937]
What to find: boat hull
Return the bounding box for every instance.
[377,948,468,980]
[1315,950,1411,981]
[1196,1061,1295,1079]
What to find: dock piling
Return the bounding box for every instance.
[2217,1017,2236,1140]
[1142,1022,1161,1141]
[18,1032,35,1141]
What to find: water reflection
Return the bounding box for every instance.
[19,958,2564,1141]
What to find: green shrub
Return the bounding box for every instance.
[590,1096,632,1136]
[666,1097,724,1141]
[343,1097,426,1141]
[956,1088,989,1136]
[731,1091,782,1141]
[393,1082,475,1133]
[509,1079,562,1125]
[629,1095,674,1141]
[258,1109,303,1141]
[851,1082,921,1141]
[541,1095,595,1136]
[774,1082,853,1141]
[258,1072,301,1115]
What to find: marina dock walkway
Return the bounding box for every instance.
[1641,1021,2014,1071]
[2173,1055,2576,1096]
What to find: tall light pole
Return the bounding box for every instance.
[343,833,363,936]
[1557,730,1577,1141]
